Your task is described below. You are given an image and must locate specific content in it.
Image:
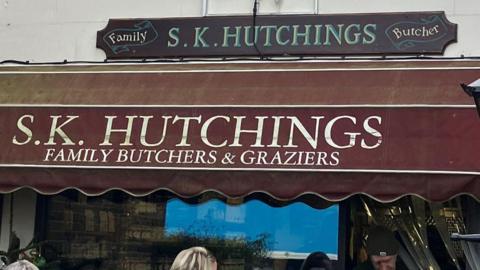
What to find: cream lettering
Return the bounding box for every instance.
[392,25,440,39]
[43,148,103,162]
[44,115,79,146]
[100,115,137,146]
[285,116,325,148]
[229,116,268,147]
[12,114,34,145]
[361,116,383,149]
[108,31,148,44]
[139,115,172,146]
[324,115,359,149]
[200,115,230,148]
[173,116,202,147]
[17,113,384,150]
[16,111,385,169]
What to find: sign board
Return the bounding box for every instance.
[1,106,479,173]
[97,12,457,59]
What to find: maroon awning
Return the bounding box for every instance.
[0,61,479,201]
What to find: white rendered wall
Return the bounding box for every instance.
[0,190,37,251]
[0,0,479,61]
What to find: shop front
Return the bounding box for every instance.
[0,61,480,269]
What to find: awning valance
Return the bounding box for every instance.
[1,61,479,201]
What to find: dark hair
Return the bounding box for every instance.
[300,252,333,270]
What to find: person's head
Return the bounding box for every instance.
[4,260,39,270]
[170,247,217,270]
[300,251,333,270]
[366,226,400,270]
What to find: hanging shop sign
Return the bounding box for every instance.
[96,12,457,59]
[0,106,478,173]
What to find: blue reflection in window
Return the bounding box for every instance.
[165,199,339,258]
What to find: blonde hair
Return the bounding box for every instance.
[4,260,39,270]
[170,247,216,270]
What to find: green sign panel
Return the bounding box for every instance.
[97,12,457,59]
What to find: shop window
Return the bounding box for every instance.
[348,195,479,270]
[39,191,339,270]
[165,199,339,259]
